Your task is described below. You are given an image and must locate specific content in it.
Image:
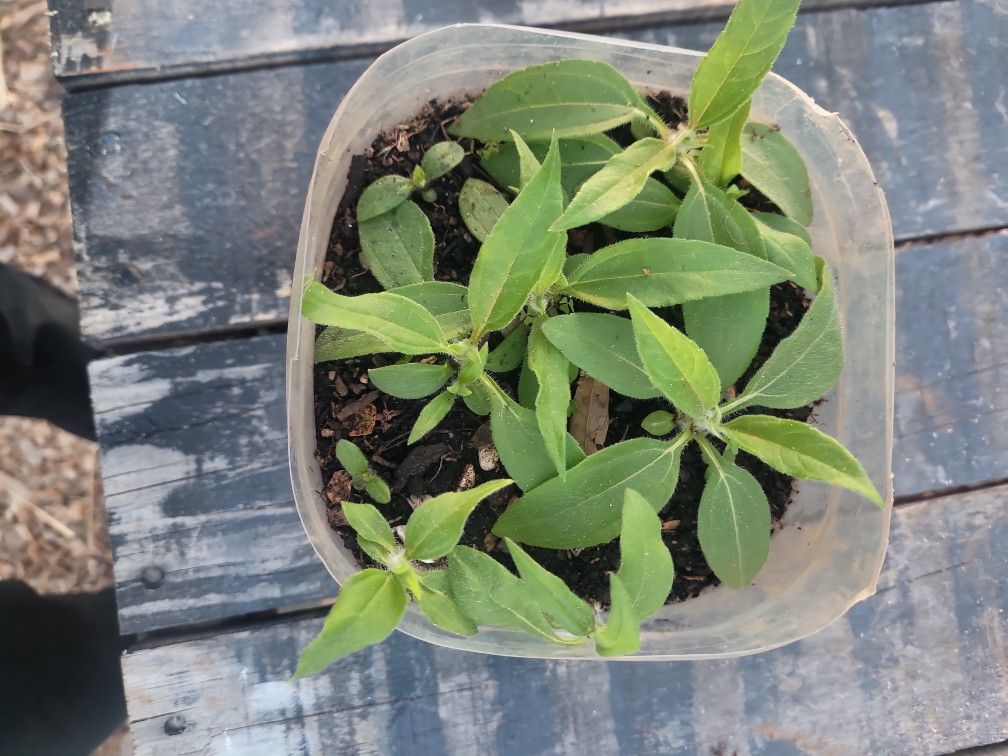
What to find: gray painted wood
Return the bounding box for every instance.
[89,230,1008,634]
[64,0,1008,345]
[120,483,1008,755]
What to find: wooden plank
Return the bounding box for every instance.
[47,0,902,84]
[63,0,1008,345]
[89,230,1008,634]
[120,484,1008,755]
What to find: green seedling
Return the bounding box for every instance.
[333,439,391,505]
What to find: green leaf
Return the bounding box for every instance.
[450,59,655,142]
[674,171,765,255]
[294,569,407,676]
[598,182,681,233]
[357,175,414,223]
[687,0,800,128]
[357,537,393,564]
[751,212,816,291]
[362,478,392,506]
[483,377,585,491]
[334,438,370,477]
[540,313,661,400]
[468,138,565,336]
[732,257,841,411]
[462,382,492,416]
[628,295,721,421]
[485,326,528,373]
[752,209,811,245]
[302,284,448,356]
[421,141,465,181]
[342,502,397,554]
[415,570,477,636]
[510,131,542,188]
[528,324,571,478]
[405,479,513,561]
[459,178,510,243]
[517,357,538,409]
[552,138,677,231]
[696,442,771,588]
[722,415,884,506]
[408,390,456,444]
[616,489,674,619]
[505,538,595,636]
[446,547,565,641]
[741,122,813,226]
[358,200,435,289]
[700,101,750,186]
[641,410,676,436]
[594,573,640,656]
[492,437,684,548]
[563,237,788,310]
[368,362,454,399]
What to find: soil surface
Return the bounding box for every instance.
[313,96,814,609]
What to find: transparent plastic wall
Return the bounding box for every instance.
[287,24,895,660]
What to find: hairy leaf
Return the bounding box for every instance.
[450,59,655,141]
[511,131,542,188]
[334,438,370,477]
[563,237,788,310]
[492,437,684,548]
[294,569,407,676]
[405,479,513,560]
[459,178,510,243]
[505,538,595,636]
[641,410,676,436]
[528,324,571,477]
[594,574,640,656]
[468,138,565,336]
[700,101,750,185]
[741,122,813,226]
[408,390,456,444]
[357,175,414,222]
[303,284,448,357]
[415,569,477,636]
[362,477,392,506]
[752,209,811,245]
[616,489,675,619]
[628,295,721,421]
[723,415,884,506]
[341,502,397,554]
[688,0,800,128]
[485,326,529,373]
[751,212,817,291]
[368,361,454,399]
[733,257,841,411]
[421,141,465,181]
[358,200,435,289]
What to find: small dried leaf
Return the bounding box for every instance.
[477,445,500,471]
[348,404,378,437]
[569,373,610,454]
[325,470,354,505]
[458,464,477,491]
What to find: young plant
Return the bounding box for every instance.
[333,439,391,504]
[298,0,886,673]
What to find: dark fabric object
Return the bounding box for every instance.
[0,263,99,440]
[0,581,126,755]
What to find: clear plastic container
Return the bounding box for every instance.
[286,24,894,660]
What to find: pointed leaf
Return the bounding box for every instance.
[751,212,816,291]
[342,502,397,554]
[294,569,407,676]
[415,569,477,636]
[368,362,453,399]
[688,0,800,128]
[628,296,721,421]
[493,437,683,548]
[553,138,677,231]
[459,178,510,243]
[697,443,770,588]
[723,415,884,506]
[733,257,841,411]
[405,479,513,560]
[528,323,571,477]
[617,490,675,619]
[485,326,529,373]
[468,139,565,335]
[358,200,435,289]
[357,537,393,564]
[683,289,769,389]
[510,131,542,188]
[742,122,813,226]
[505,538,595,636]
[302,284,448,356]
[563,237,788,310]
[408,390,456,444]
[421,141,465,181]
[752,209,811,245]
[357,175,414,222]
[700,101,750,185]
[599,181,681,233]
[594,574,640,656]
[483,378,585,491]
[334,438,370,477]
[541,313,661,400]
[450,59,653,141]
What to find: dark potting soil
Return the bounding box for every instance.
[312,96,814,609]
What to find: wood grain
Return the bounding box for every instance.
[120,483,1008,755]
[63,0,1008,345]
[89,230,1008,634]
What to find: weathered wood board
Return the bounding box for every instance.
[120,483,1008,755]
[64,0,1008,345]
[47,0,911,84]
[89,230,1008,635]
